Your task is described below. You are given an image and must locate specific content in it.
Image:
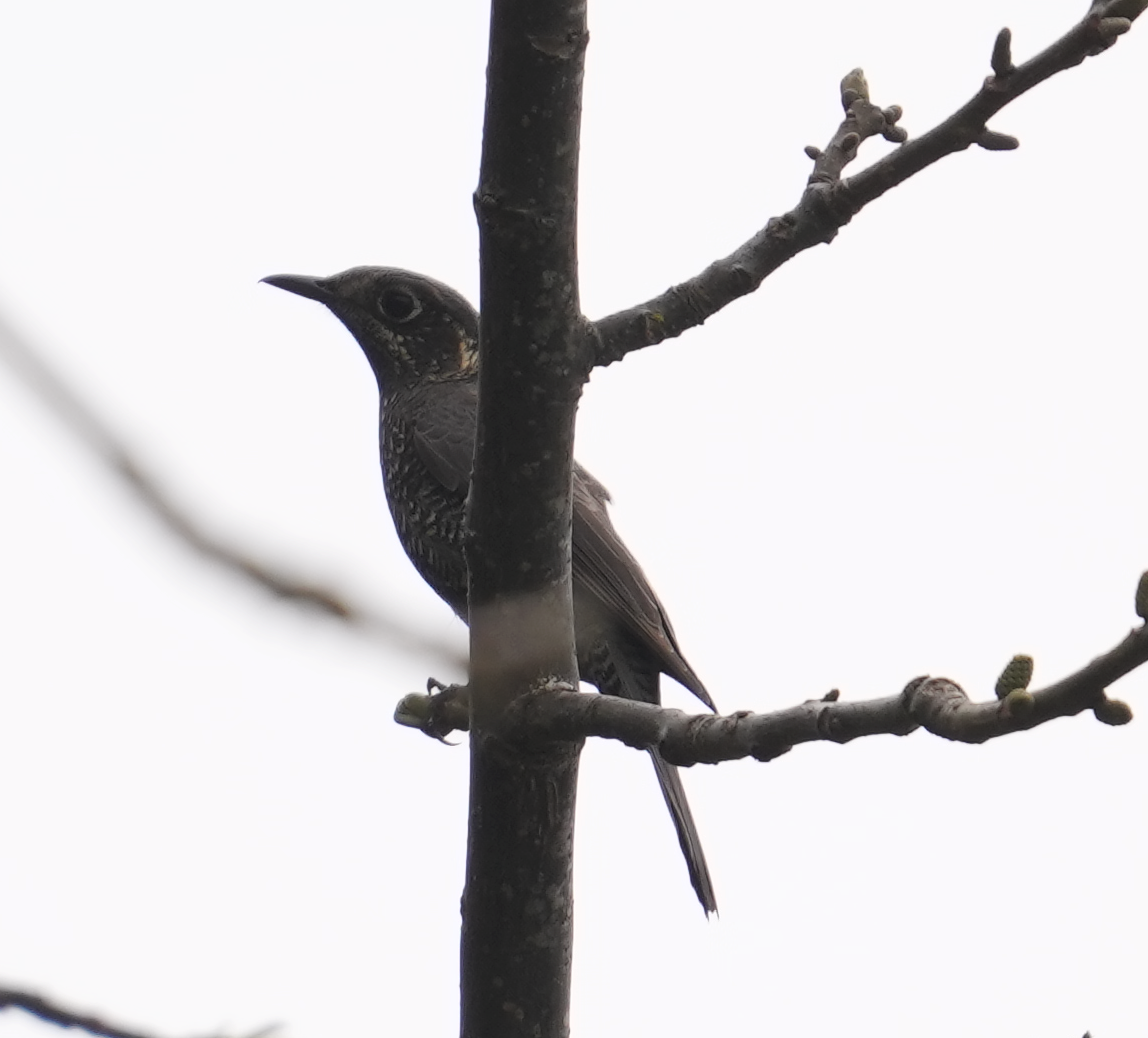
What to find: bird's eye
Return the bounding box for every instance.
[378,288,421,323]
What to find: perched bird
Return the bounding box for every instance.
[263,266,718,914]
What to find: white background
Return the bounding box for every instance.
[1,2,1145,1036]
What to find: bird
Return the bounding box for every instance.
[262,266,718,914]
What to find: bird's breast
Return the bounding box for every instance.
[379,408,470,618]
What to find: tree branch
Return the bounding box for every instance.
[397,591,1148,764]
[0,987,160,1038]
[0,986,275,1038]
[592,0,1144,365]
[0,307,463,667]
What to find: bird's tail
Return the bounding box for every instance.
[648,748,718,915]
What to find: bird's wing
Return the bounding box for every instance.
[572,465,714,710]
[406,382,479,493]
[402,389,712,711]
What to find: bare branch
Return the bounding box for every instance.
[0,306,464,667]
[592,1,1143,364]
[0,987,161,1038]
[0,986,277,1038]
[395,606,1148,764]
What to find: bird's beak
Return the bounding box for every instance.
[260,273,334,303]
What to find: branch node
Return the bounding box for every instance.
[991,27,1016,77]
[901,675,930,703]
[977,128,1020,151]
[804,144,823,161]
[750,737,794,763]
[841,131,861,155]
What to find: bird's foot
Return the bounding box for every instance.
[394,679,471,742]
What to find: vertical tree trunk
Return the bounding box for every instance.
[462,0,590,1034]
[460,734,581,1038]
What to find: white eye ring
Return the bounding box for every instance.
[378,289,421,323]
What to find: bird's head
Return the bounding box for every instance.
[262,266,479,390]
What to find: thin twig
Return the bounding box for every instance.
[0,986,279,1038]
[0,305,466,668]
[592,1,1143,364]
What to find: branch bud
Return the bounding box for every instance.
[841,68,869,109]
[977,128,1020,151]
[1097,16,1133,38]
[1136,571,1148,621]
[991,28,1015,77]
[1093,697,1133,726]
[1001,688,1035,719]
[995,655,1034,699]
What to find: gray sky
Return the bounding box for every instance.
[1,2,1145,1036]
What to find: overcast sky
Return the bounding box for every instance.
[2,2,1146,1037]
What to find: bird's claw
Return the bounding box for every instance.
[395,680,471,742]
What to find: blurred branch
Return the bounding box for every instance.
[0,986,279,1038]
[397,591,1148,761]
[0,306,465,668]
[593,0,1144,363]
[0,986,161,1038]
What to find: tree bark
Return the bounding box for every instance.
[462,0,589,1035]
